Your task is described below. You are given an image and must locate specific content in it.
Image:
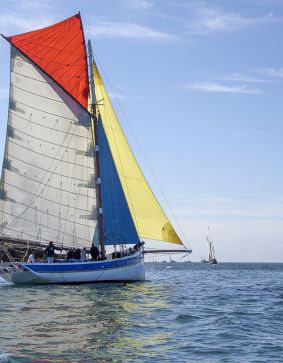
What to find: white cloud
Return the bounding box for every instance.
[124,0,153,10]
[183,3,277,34]
[256,67,283,78]
[220,72,268,83]
[232,131,264,137]
[108,84,135,100]
[2,0,50,10]
[90,21,173,40]
[170,197,283,219]
[0,14,52,33]
[185,82,264,94]
[108,92,127,100]
[19,0,49,9]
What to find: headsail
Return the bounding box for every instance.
[0,15,97,248]
[92,62,182,245]
[97,116,140,245]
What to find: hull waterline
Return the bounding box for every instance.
[2,250,145,285]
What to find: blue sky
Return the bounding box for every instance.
[0,0,283,261]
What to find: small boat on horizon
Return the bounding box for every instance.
[201,227,217,265]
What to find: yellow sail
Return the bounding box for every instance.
[92,62,182,245]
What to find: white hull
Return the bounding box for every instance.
[2,251,145,285]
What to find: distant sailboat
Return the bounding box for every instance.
[201,227,217,264]
[0,13,191,284]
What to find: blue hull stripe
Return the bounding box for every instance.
[21,253,143,274]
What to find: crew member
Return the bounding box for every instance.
[27,251,36,263]
[81,247,87,261]
[44,242,60,263]
[90,244,100,261]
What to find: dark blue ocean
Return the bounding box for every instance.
[0,263,282,362]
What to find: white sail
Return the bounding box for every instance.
[0,47,97,247]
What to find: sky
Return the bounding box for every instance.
[0,0,283,262]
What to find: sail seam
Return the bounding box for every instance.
[26,21,79,60]
[5,119,87,231]
[4,171,93,198]
[2,210,91,242]
[6,153,89,182]
[9,111,89,139]
[16,14,73,44]
[21,19,87,94]
[11,99,88,122]
[3,200,94,228]
[8,139,93,169]
[3,182,92,212]
[3,226,50,243]
[8,125,90,153]
[12,58,86,69]
[1,230,90,249]
[11,84,66,104]
[18,19,74,62]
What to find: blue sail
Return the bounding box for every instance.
[97,117,140,245]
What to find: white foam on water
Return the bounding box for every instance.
[0,353,10,363]
[0,277,11,286]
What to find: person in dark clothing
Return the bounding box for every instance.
[74,248,81,260]
[90,245,100,261]
[133,241,145,252]
[44,242,61,263]
[66,249,75,260]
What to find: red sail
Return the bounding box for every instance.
[6,13,89,110]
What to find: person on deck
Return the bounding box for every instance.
[66,249,75,260]
[90,245,100,261]
[44,242,60,263]
[133,241,145,251]
[74,248,81,260]
[81,247,87,261]
[27,251,36,263]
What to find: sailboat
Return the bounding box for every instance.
[0,13,191,284]
[201,227,217,264]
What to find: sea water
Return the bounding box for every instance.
[0,263,282,362]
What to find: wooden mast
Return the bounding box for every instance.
[87,40,105,258]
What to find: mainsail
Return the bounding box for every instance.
[0,14,97,248]
[0,13,186,254]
